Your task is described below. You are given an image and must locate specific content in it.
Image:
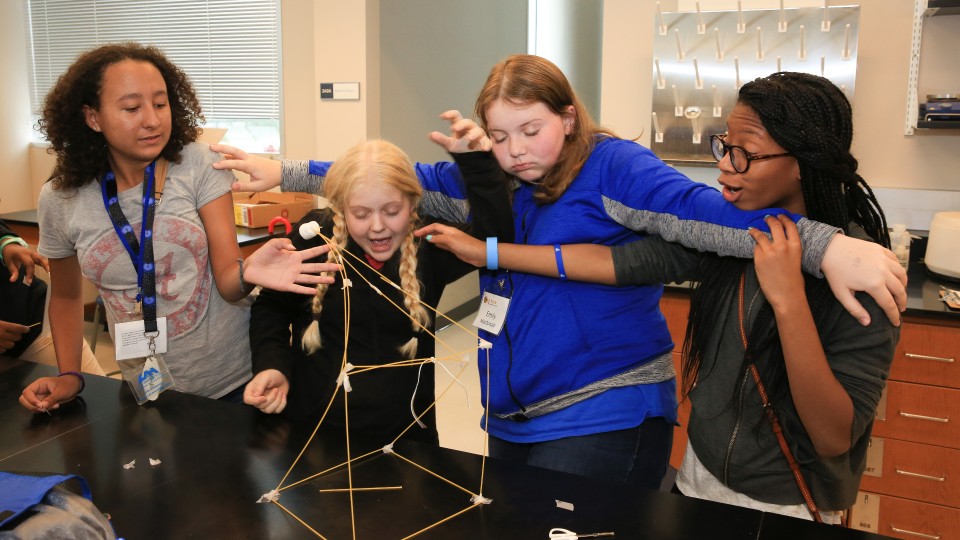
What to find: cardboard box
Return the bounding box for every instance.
[232,191,315,228]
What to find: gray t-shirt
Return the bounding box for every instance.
[38,142,251,398]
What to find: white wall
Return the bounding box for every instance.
[530,0,604,121]
[378,0,528,164]
[0,0,35,213]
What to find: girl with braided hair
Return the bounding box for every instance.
[419,72,898,520]
[243,137,512,446]
[218,55,905,489]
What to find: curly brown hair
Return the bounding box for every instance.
[38,42,203,189]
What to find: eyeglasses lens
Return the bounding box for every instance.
[711,136,749,173]
[710,136,725,163]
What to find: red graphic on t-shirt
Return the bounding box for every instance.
[82,216,210,338]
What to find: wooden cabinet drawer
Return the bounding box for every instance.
[851,491,960,540]
[659,291,690,348]
[892,319,960,388]
[859,437,960,508]
[873,381,960,449]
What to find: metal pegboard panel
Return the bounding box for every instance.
[904,0,927,135]
[650,4,860,164]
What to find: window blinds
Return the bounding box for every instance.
[26,0,280,122]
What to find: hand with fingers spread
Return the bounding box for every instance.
[210,143,283,193]
[429,110,492,153]
[242,238,341,295]
[243,369,289,414]
[415,223,487,267]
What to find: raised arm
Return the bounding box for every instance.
[213,142,479,225]
[210,143,283,192]
[598,141,904,324]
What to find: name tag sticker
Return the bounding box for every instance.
[472,292,510,336]
[114,317,168,360]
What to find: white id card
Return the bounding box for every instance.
[114,317,169,361]
[472,291,510,335]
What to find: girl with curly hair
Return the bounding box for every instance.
[20,42,333,413]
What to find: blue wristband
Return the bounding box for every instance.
[486,237,498,270]
[554,244,567,281]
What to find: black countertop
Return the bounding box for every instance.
[903,261,960,321]
[0,359,892,539]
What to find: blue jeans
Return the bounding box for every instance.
[488,416,673,489]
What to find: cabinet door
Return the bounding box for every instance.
[660,290,690,348]
[892,319,960,388]
[873,381,960,449]
[858,437,960,508]
[851,491,960,540]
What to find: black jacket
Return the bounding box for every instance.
[0,219,45,358]
[250,152,512,445]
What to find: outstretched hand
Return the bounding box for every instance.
[243,238,341,294]
[210,143,283,193]
[821,231,907,327]
[415,223,487,267]
[429,110,492,153]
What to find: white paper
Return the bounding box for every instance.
[472,292,510,335]
[114,318,168,361]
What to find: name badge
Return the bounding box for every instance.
[114,317,169,361]
[472,292,510,335]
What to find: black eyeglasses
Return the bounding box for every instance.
[709,134,792,174]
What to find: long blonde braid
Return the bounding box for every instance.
[398,207,430,358]
[301,210,348,354]
[299,139,427,358]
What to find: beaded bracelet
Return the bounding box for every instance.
[59,371,85,394]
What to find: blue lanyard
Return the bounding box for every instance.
[100,161,159,333]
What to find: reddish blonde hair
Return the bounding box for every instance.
[474,54,615,203]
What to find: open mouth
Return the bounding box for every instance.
[369,238,391,250]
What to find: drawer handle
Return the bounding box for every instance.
[890,525,941,539]
[895,468,946,482]
[899,411,949,423]
[904,353,954,363]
